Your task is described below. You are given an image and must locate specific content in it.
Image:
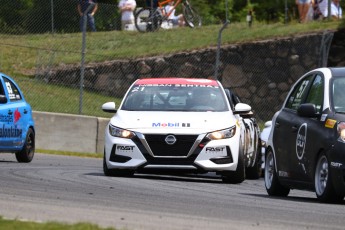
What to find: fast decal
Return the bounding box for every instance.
[116,146,134,151]
[0,124,22,138]
[325,119,337,128]
[205,147,225,152]
[296,123,307,174]
[320,114,327,122]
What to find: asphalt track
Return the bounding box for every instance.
[0,153,344,230]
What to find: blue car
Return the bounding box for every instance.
[0,73,35,162]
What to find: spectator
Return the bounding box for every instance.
[77,0,98,32]
[296,0,312,23]
[331,0,342,19]
[165,1,185,27]
[118,0,137,30]
[318,0,343,19]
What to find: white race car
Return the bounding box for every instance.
[102,78,260,183]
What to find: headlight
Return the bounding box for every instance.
[206,126,236,140]
[337,122,345,143]
[109,125,136,139]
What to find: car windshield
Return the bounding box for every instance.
[332,76,345,113]
[121,83,229,112]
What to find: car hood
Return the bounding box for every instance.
[109,110,237,134]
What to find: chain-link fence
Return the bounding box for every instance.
[0,0,334,124]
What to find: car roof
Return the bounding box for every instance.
[329,67,345,77]
[135,78,219,86]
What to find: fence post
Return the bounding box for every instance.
[214,0,229,82]
[79,3,95,114]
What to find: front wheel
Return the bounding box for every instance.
[103,152,134,177]
[182,4,201,28]
[264,149,290,197]
[222,148,245,184]
[15,128,35,163]
[314,153,344,203]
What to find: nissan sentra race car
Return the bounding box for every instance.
[102,78,261,183]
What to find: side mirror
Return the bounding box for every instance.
[234,103,252,115]
[102,102,117,113]
[0,95,7,104]
[297,103,318,118]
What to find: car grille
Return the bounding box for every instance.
[144,134,198,157]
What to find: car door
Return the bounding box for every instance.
[273,74,315,179]
[290,73,325,182]
[0,75,27,150]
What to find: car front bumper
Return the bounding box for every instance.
[104,130,241,173]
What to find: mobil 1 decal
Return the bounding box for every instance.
[296,123,307,173]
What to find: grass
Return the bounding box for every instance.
[0,20,342,117]
[0,217,115,230]
[13,76,120,118]
[0,20,343,76]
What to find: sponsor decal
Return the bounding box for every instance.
[152,122,190,127]
[331,162,343,168]
[320,114,327,122]
[14,108,21,123]
[205,147,225,152]
[152,122,179,127]
[116,146,134,151]
[0,124,22,138]
[325,119,336,128]
[278,171,288,177]
[296,123,307,160]
[0,114,13,123]
[296,123,307,174]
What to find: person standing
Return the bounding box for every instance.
[77,0,98,32]
[296,0,312,23]
[118,0,137,30]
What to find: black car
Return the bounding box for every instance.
[264,67,345,203]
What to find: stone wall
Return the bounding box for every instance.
[39,29,342,122]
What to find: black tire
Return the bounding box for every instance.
[264,149,290,196]
[103,152,134,177]
[182,4,201,28]
[246,143,262,179]
[222,146,245,184]
[314,153,344,203]
[15,128,35,163]
[135,7,162,33]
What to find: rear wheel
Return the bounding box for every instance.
[264,149,290,196]
[183,4,201,28]
[314,153,344,203]
[135,7,162,33]
[246,144,262,179]
[15,128,35,163]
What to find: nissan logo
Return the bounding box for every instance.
[165,135,177,145]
